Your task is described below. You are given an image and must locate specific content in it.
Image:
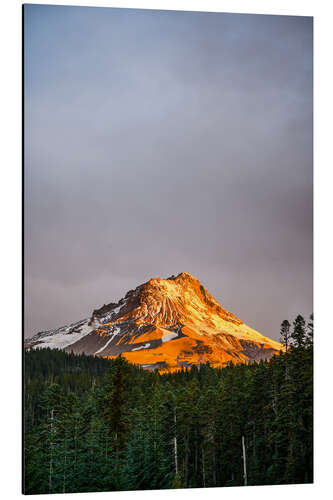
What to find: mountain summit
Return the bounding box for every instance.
[25,272,282,371]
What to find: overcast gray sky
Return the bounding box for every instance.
[24,5,313,340]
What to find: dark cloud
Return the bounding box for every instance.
[24,6,313,340]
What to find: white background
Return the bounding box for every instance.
[0,0,332,499]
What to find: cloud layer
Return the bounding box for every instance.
[24,6,313,340]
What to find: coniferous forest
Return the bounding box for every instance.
[23,315,313,494]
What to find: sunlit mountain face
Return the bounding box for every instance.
[25,272,282,372]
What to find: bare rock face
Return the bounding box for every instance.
[25,272,282,371]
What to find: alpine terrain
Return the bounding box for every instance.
[25,272,282,371]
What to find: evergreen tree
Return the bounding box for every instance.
[280,320,291,351]
[306,313,314,347]
[291,315,306,348]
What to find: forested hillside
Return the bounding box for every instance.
[23,315,313,494]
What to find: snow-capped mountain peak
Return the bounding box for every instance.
[25,272,282,371]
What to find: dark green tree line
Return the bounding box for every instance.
[24,314,313,494]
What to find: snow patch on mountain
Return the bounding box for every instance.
[97,297,129,324]
[161,331,178,343]
[31,320,93,350]
[132,343,151,351]
[94,327,121,354]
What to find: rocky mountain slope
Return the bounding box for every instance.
[25,272,282,371]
